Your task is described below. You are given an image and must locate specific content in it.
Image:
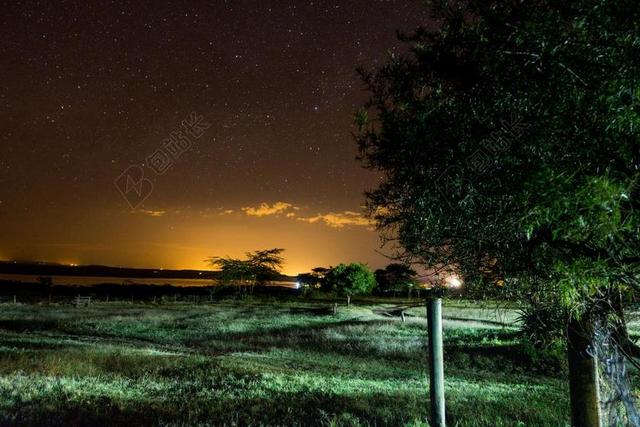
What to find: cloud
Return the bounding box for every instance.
[131,209,166,217]
[197,207,236,218]
[225,202,373,229]
[297,211,374,229]
[242,202,294,217]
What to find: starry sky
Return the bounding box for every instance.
[0,1,430,275]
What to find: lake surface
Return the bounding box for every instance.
[0,273,298,288]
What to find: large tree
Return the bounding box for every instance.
[356,1,640,425]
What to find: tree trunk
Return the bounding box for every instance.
[567,316,602,427]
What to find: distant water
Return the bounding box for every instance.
[0,273,298,288]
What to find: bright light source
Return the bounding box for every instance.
[446,277,462,288]
[295,281,301,289]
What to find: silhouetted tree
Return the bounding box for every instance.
[208,248,285,293]
[375,263,419,297]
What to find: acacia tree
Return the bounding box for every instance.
[356,1,640,425]
[209,248,285,293]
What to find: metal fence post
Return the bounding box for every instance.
[427,294,446,427]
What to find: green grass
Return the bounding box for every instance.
[0,299,569,426]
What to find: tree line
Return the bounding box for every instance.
[208,248,425,300]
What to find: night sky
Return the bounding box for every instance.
[0,1,430,274]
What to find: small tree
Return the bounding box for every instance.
[325,263,376,305]
[375,263,419,298]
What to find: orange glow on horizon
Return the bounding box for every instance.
[0,204,389,277]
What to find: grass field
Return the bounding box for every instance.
[0,298,570,426]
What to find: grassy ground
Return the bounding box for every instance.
[0,298,569,426]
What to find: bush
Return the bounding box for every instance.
[517,303,566,348]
